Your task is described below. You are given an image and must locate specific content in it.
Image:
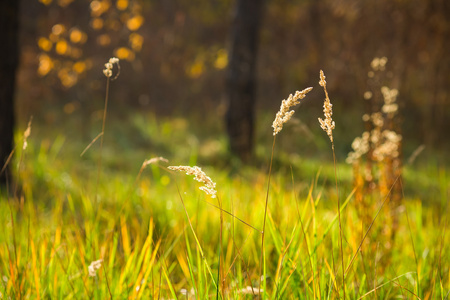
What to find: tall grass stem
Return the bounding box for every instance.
[259,135,276,298]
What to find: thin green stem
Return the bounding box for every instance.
[95,77,110,201]
[217,195,224,299]
[259,135,276,299]
[332,142,345,300]
[290,166,317,298]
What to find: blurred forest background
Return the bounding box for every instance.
[14,0,450,162]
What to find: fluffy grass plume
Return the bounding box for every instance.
[168,165,217,198]
[318,70,335,143]
[272,87,313,135]
[103,57,120,79]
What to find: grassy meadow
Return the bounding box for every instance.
[1,68,449,299]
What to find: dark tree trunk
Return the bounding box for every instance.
[0,0,19,187]
[226,0,263,162]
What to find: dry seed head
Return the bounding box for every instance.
[362,114,370,122]
[22,118,33,150]
[346,131,370,164]
[373,130,402,161]
[318,70,335,143]
[319,70,326,87]
[370,127,382,145]
[239,286,263,295]
[168,165,217,198]
[103,57,120,78]
[272,87,313,135]
[88,259,103,277]
[143,156,168,167]
[381,86,399,115]
[371,112,384,128]
[382,103,399,114]
[370,56,388,71]
[381,86,398,104]
[364,91,373,100]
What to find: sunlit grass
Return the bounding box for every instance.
[0,108,448,298]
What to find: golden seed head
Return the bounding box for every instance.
[22,118,33,150]
[363,91,373,100]
[318,70,335,143]
[143,156,168,167]
[346,131,370,164]
[88,259,103,277]
[373,130,402,161]
[103,57,120,78]
[319,70,326,87]
[168,165,217,198]
[370,56,388,71]
[272,87,313,136]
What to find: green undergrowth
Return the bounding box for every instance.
[0,112,448,299]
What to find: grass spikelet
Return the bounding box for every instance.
[143,156,169,167]
[22,118,32,150]
[168,166,217,198]
[103,57,120,79]
[88,259,103,277]
[318,70,335,144]
[272,87,313,135]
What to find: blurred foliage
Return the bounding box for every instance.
[16,0,450,152]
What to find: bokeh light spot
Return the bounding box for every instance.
[97,34,111,46]
[214,49,228,69]
[55,39,69,55]
[91,18,104,30]
[129,33,143,51]
[160,175,170,186]
[187,61,204,79]
[72,61,86,74]
[38,37,52,52]
[70,28,87,44]
[52,24,65,35]
[116,0,128,11]
[127,15,144,31]
[114,47,135,61]
[38,54,53,76]
[63,102,76,114]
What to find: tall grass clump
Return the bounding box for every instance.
[347,57,404,270]
[0,56,448,300]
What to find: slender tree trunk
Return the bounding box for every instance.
[0,0,19,187]
[226,0,263,162]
